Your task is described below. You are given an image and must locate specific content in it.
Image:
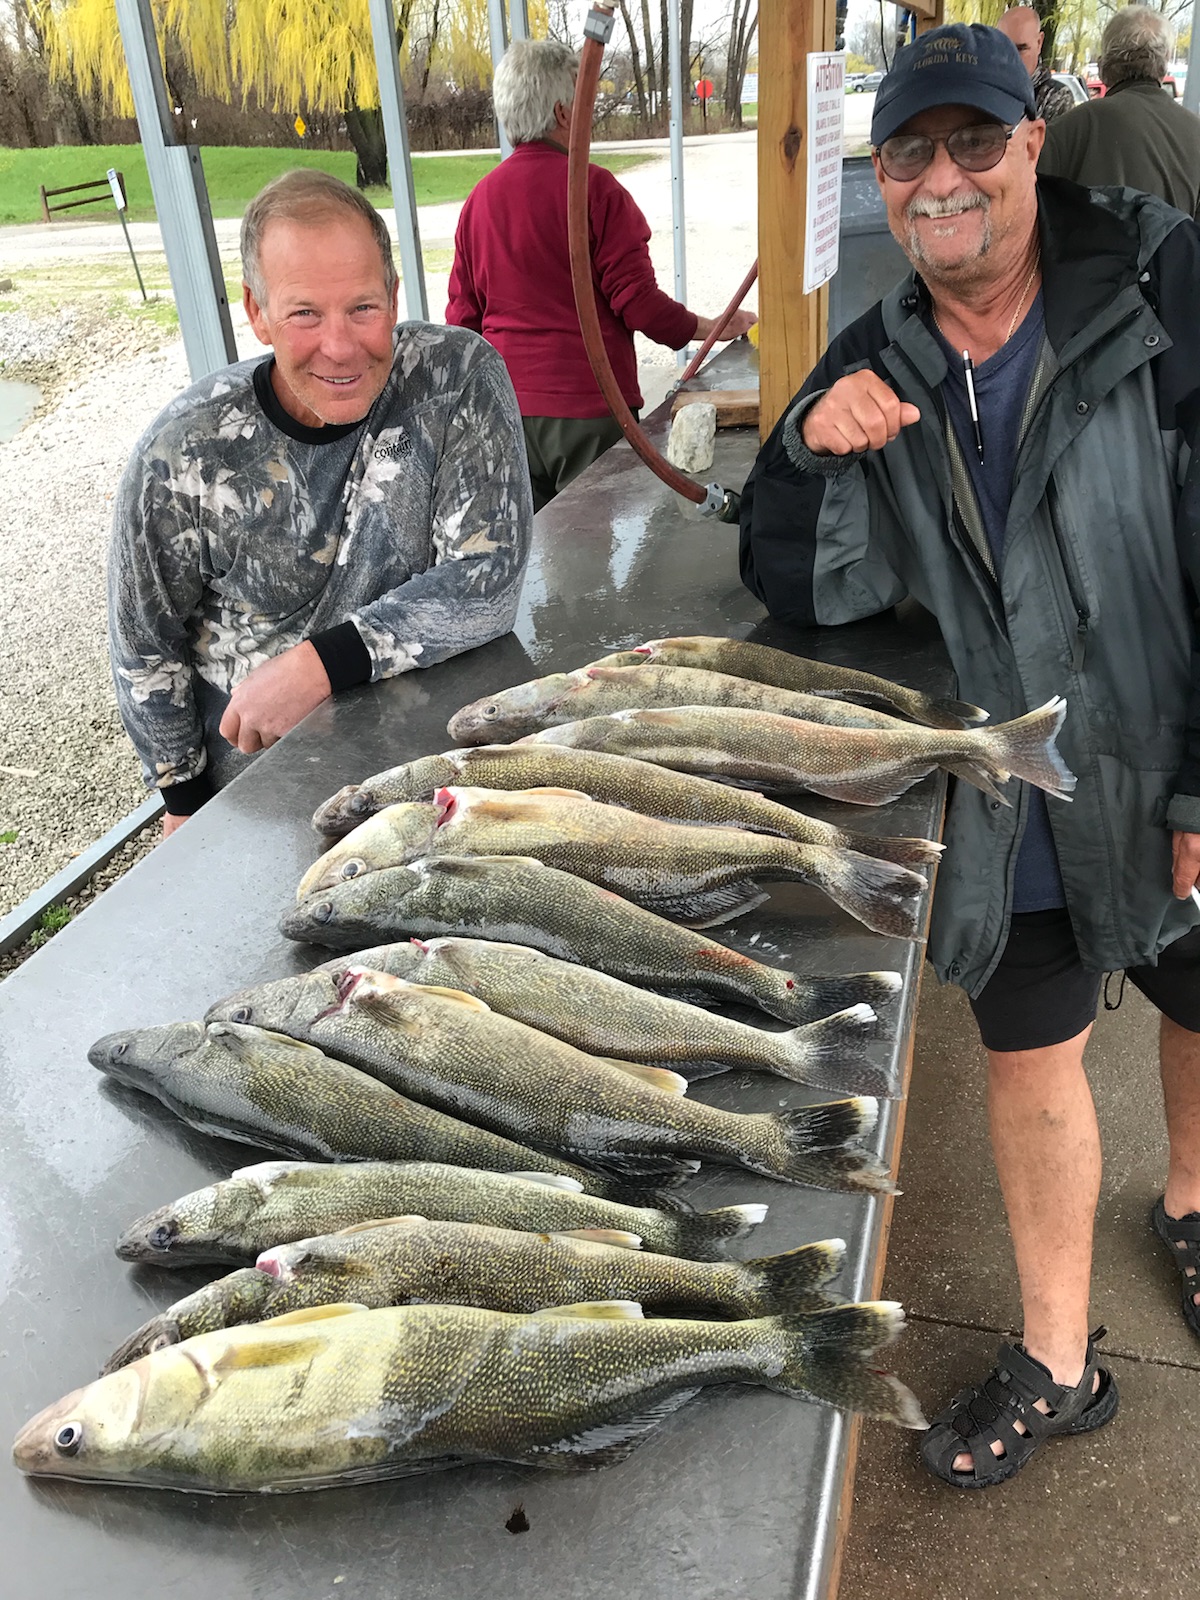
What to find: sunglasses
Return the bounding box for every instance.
[875,120,1022,183]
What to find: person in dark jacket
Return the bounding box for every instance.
[997,5,1076,123]
[447,39,755,511]
[1039,5,1200,218]
[740,23,1200,1488]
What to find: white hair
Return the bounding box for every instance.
[1099,5,1172,89]
[493,39,579,145]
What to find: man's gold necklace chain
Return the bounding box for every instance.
[931,254,1041,353]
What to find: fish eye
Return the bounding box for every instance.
[313,901,333,924]
[482,704,499,719]
[348,794,371,816]
[229,1006,252,1024]
[111,1041,127,1060]
[54,1423,83,1456]
[340,859,366,881]
[148,1221,178,1252]
[149,1332,175,1353]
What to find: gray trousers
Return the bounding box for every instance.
[522,414,628,512]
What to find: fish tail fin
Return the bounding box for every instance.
[768,1302,927,1426]
[752,1097,897,1191]
[776,1005,897,1098]
[743,1237,846,1313]
[927,695,990,729]
[979,698,1077,801]
[806,846,926,939]
[835,828,945,868]
[781,970,902,1025]
[673,1202,769,1260]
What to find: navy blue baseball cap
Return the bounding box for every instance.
[870,24,1038,147]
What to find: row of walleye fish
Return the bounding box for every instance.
[15,636,1077,1494]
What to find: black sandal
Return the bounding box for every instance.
[1151,1196,1200,1337]
[920,1328,1118,1489]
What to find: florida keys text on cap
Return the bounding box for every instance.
[870,24,1040,149]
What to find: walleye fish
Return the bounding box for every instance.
[311,743,943,869]
[89,1021,643,1196]
[448,662,923,745]
[15,1299,926,1492]
[591,636,988,729]
[523,700,1076,807]
[282,855,902,1025]
[208,966,892,1192]
[298,786,928,938]
[114,1160,767,1270]
[303,936,893,1096]
[102,1220,847,1372]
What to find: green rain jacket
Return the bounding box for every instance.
[739,177,1200,995]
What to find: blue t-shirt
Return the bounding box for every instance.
[933,293,1066,913]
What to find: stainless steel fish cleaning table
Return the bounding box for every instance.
[0,350,954,1600]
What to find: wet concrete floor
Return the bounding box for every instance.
[841,975,1200,1599]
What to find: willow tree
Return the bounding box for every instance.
[36,0,541,184]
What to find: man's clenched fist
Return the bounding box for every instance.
[802,370,922,457]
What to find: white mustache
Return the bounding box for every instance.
[906,193,990,220]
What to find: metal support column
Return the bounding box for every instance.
[113,0,236,380]
[487,0,513,156]
[667,0,687,357]
[509,0,531,42]
[1184,0,1200,115]
[367,0,429,320]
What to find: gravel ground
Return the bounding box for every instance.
[0,136,760,929]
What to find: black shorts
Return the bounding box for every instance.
[968,908,1200,1053]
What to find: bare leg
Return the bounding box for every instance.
[952,1025,1098,1473]
[1159,1015,1200,1306]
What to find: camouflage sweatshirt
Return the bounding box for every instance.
[108,322,531,811]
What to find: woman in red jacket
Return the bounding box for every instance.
[447,39,755,510]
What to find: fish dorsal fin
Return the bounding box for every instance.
[258,1304,368,1328]
[600,1059,689,1096]
[510,1172,586,1192]
[404,984,492,1012]
[532,1300,645,1321]
[548,1229,644,1251]
[334,1215,426,1237]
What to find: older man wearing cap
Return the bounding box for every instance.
[741,24,1200,1488]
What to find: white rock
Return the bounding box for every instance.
[665,401,717,472]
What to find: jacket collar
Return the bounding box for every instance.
[882,174,1171,366]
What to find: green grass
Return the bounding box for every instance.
[0,145,652,227]
[27,903,73,948]
[0,829,17,844]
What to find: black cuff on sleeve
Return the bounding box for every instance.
[160,772,214,817]
[309,621,373,694]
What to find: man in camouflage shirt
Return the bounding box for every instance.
[998,6,1076,123]
[108,170,532,835]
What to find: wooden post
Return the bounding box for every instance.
[914,0,945,35]
[39,184,51,224]
[757,0,837,440]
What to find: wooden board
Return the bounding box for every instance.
[757,0,837,440]
[670,388,760,427]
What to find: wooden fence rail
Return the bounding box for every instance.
[39,172,124,224]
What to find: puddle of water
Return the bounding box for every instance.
[0,377,42,442]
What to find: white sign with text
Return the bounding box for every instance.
[803,52,846,294]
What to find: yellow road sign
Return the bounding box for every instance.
[294,115,307,138]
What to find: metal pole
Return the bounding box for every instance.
[367,0,429,320]
[509,0,531,42]
[487,0,513,157]
[113,0,236,380]
[1184,0,1200,115]
[667,0,687,360]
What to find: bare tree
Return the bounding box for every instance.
[723,0,757,128]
